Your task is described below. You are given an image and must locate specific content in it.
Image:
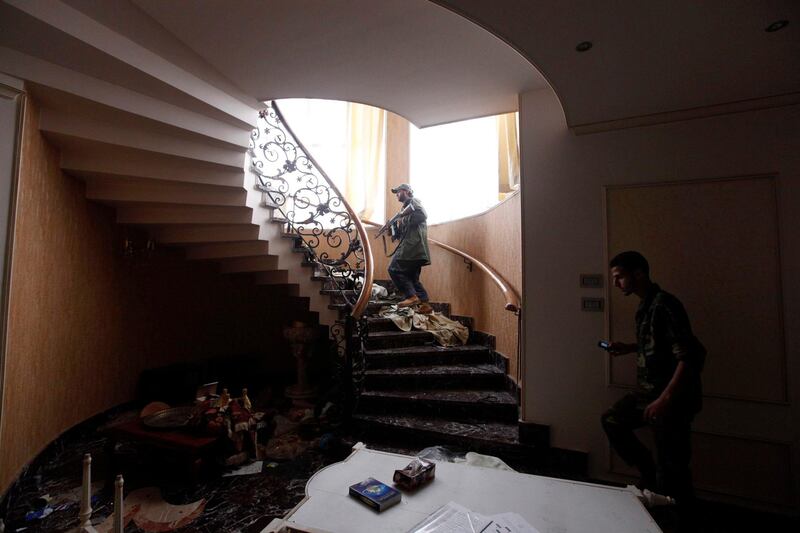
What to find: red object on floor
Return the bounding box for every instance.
[104,418,222,481]
[105,418,220,451]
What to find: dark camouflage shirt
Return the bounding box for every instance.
[394,197,430,265]
[636,284,705,411]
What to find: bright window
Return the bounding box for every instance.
[275,99,349,191]
[275,98,386,222]
[276,99,514,226]
[409,116,501,224]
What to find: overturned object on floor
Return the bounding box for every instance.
[379,305,469,347]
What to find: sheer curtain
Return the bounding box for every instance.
[346,103,386,221]
[497,112,520,199]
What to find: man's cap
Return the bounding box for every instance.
[391,183,413,194]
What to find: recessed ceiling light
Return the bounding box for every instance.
[765,20,789,32]
[576,41,593,52]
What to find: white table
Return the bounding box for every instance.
[264,443,662,533]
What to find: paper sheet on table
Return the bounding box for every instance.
[407,501,491,532]
[485,512,541,533]
[407,502,541,533]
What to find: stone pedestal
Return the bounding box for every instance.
[283,321,320,407]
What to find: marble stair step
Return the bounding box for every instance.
[332,312,464,338]
[363,330,435,349]
[328,300,388,313]
[364,363,507,390]
[345,316,484,347]
[364,317,402,332]
[320,279,396,294]
[321,288,359,297]
[384,301,452,316]
[324,290,442,308]
[311,270,365,283]
[329,300,451,316]
[357,389,518,422]
[351,414,588,477]
[364,344,496,369]
[351,413,530,466]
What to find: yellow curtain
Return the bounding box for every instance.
[346,102,386,221]
[497,112,520,199]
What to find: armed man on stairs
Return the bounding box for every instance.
[377,183,431,308]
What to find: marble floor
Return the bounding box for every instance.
[0,406,359,533]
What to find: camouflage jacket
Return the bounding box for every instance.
[393,197,431,265]
[635,284,705,412]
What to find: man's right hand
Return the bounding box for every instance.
[609,342,636,356]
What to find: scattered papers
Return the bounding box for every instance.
[408,502,540,533]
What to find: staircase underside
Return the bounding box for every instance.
[1,1,346,332]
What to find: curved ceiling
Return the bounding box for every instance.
[131,0,547,127]
[437,0,800,128]
[8,0,799,130]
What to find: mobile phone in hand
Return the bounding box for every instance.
[598,341,611,351]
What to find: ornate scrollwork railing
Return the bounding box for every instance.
[249,101,373,416]
[249,101,374,319]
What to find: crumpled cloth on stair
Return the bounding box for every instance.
[379,305,469,347]
[371,284,389,299]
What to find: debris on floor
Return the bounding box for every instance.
[222,461,264,477]
[94,487,205,532]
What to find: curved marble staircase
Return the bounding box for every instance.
[318,279,548,472]
[354,305,523,446]
[310,280,582,475]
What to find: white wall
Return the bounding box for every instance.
[519,87,800,510]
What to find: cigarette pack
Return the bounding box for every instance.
[348,477,401,512]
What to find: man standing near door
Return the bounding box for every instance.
[601,251,705,519]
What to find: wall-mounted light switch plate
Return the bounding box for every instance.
[580,274,603,288]
[581,297,604,312]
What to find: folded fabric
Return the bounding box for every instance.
[379,305,468,347]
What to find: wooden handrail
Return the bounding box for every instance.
[271,103,374,319]
[362,220,520,314]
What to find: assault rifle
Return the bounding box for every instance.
[375,202,416,241]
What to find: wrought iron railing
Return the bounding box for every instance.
[249,101,373,414]
[249,102,374,316]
